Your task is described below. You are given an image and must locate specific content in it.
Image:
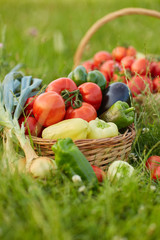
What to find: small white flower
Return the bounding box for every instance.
[72,175,82,183]
[150,185,156,191]
[78,185,86,192]
[138,204,145,213]
[0,43,3,48]
[147,223,156,235]
[129,153,138,161]
[142,128,149,134]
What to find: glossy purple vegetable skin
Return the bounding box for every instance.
[97,82,132,116]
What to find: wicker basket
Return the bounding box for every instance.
[32,8,160,170]
[32,125,136,170]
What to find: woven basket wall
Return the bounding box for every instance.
[32,124,136,170]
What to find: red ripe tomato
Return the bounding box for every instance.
[24,97,36,116]
[65,102,97,122]
[153,77,160,92]
[112,46,127,62]
[121,56,135,70]
[91,165,106,182]
[78,82,102,110]
[150,61,160,78]
[146,156,160,180]
[100,60,121,83]
[93,51,112,68]
[126,46,137,57]
[45,77,78,94]
[131,58,150,75]
[33,92,66,127]
[128,75,153,97]
[19,116,42,137]
[82,60,95,73]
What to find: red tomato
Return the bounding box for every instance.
[78,82,102,110]
[100,60,121,83]
[126,46,137,57]
[33,92,66,127]
[150,61,160,78]
[82,60,95,73]
[131,58,150,75]
[91,165,106,182]
[146,156,160,180]
[25,97,35,110]
[112,46,127,62]
[153,77,160,92]
[121,56,135,70]
[93,51,112,68]
[24,97,36,116]
[65,102,97,122]
[45,77,77,94]
[128,75,153,97]
[19,116,42,137]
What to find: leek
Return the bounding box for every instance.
[0,83,57,178]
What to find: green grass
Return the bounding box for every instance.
[1,0,160,239]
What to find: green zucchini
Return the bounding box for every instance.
[52,138,98,185]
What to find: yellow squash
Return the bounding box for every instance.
[42,118,90,140]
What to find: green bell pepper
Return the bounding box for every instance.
[68,65,87,86]
[99,100,135,129]
[87,70,106,90]
[52,138,98,184]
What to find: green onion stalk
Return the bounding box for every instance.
[2,128,26,173]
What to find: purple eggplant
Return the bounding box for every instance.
[98,82,132,116]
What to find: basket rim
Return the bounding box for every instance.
[73,7,160,68]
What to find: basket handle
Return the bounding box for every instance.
[73,8,160,68]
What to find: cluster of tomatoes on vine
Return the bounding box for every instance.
[19,76,103,137]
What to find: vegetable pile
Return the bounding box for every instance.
[1,52,160,186]
[0,60,136,185]
[16,67,134,140]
